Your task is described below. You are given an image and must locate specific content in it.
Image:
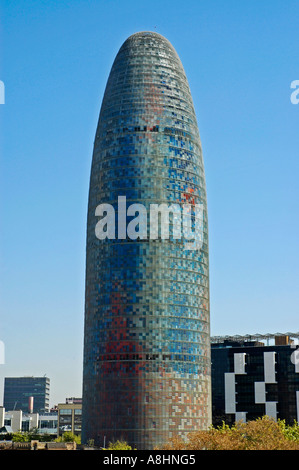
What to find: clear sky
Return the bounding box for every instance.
[0,0,298,408]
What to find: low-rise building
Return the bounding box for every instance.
[0,406,58,436]
[57,402,82,437]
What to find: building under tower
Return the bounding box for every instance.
[82,31,211,450]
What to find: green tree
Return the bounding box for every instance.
[87,438,95,447]
[278,419,299,442]
[157,416,299,450]
[56,432,81,444]
[106,440,133,450]
[12,427,55,443]
[28,427,42,441]
[12,431,28,442]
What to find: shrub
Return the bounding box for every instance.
[55,431,81,444]
[157,416,299,450]
[106,440,134,450]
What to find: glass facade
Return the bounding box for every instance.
[211,341,299,426]
[58,405,82,436]
[82,31,211,449]
[3,377,50,413]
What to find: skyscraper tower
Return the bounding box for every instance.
[82,31,211,450]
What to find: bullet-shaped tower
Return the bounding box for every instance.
[82,31,211,450]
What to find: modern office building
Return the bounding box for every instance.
[3,376,50,414]
[0,406,58,436]
[82,31,211,449]
[211,333,299,426]
[57,402,82,437]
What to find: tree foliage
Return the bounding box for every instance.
[12,431,28,442]
[106,440,134,450]
[12,428,52,442]
[11,428,81,443]
[157,416,299,450]
[278,419,299,442]
[55,431,81,443]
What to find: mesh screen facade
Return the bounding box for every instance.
[82,31,211,449]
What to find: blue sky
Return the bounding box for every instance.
[0,0,298,407]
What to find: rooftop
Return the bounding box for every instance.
[211,332,299,345]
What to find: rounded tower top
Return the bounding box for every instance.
[126,31,171,41]
[117,30,181,63]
